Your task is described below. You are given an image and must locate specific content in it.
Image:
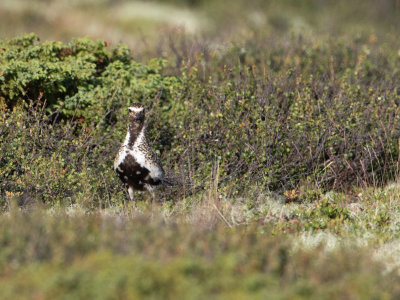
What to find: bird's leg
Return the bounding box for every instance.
[144,184,156,202]
[128,186,135,201]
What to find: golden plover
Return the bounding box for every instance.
[114,103,165,201]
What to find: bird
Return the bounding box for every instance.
[114,103,165,201]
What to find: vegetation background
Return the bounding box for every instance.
[1,0,400,298]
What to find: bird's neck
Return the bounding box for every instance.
[124,122,144,147]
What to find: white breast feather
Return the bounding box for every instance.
[114,147,127,170]
[132,131,146,165]
[114,131,131,170]
[115,128,163,180]
[123,131,131,146]
[132,130,163,180]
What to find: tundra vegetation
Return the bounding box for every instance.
[1,0,400,298]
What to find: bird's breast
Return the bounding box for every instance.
[115,146,163,187]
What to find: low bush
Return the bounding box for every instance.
[1,33,400,207]
[0,33,179,120]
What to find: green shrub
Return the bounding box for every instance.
[1,32,400,207]
[0,34,181,207]
[0,33,179,121]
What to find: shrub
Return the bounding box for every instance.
[162,36,400,193]
[1,33,400,208]
[0,33,179,121]
[0,34,180,207]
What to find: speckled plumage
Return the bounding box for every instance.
[114,104,164,200]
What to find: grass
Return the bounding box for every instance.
[1,202,400,299]
[3,181,400,298]
[1,0,400,298]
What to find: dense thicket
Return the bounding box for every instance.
[1,33,400,207]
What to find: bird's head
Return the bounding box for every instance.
[128,103,145,124]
